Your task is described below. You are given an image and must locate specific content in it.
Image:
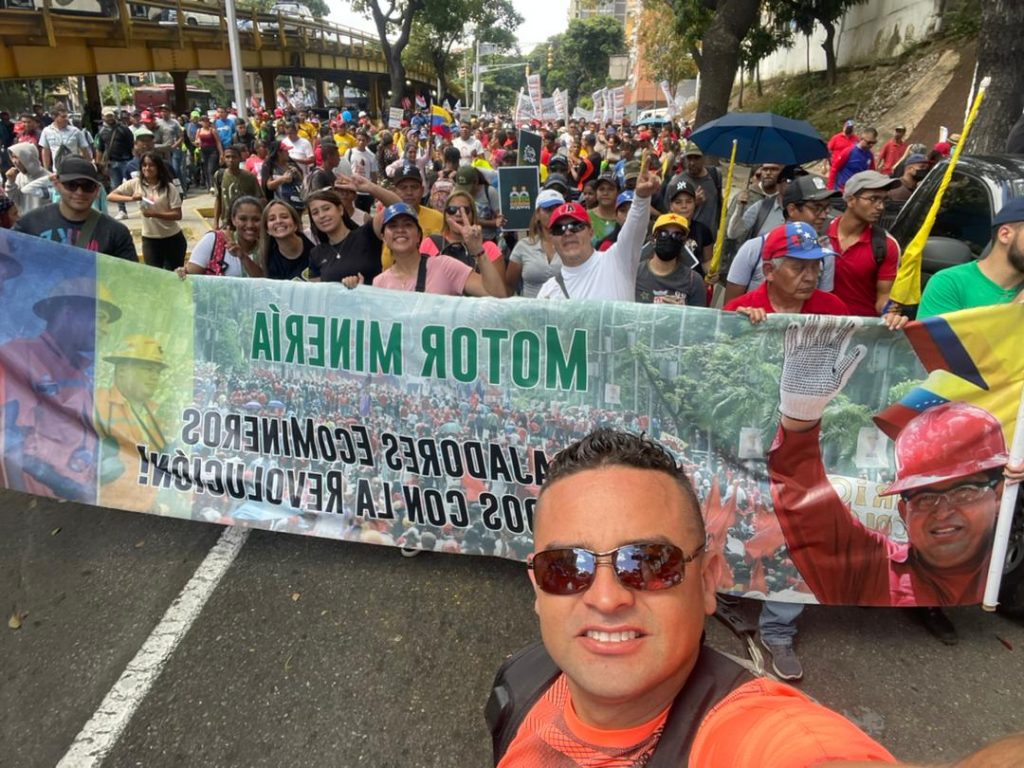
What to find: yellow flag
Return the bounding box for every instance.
[890,77,991,307]
[708,139,737,280]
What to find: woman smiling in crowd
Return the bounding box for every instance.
[305,175,399,286]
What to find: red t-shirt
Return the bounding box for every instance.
[723,282,850,315]
[826,217,900,317]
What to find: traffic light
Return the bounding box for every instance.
[547,47,554,68]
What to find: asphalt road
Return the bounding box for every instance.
[3,489,1023,767]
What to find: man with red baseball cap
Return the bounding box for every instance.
[536,161,660,301]
[724,222,849,322]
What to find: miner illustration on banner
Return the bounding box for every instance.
[0,277,120,503]
[95,334,170,511]
[767,316,1024,607]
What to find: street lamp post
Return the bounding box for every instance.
[224,0,248,114]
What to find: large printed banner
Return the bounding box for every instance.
[1,230,1021,608]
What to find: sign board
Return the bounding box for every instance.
[498,166,540,231]
[517,129,542,166]
[388,107,404,129]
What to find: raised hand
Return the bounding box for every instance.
[779,316,867,422]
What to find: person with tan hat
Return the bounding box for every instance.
[0,277,121,502]
[95,334,170,511]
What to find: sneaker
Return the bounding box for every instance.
[400,546,422,558]
[906,606,958,645]
[761,639,803,680]
[115,210,128,220]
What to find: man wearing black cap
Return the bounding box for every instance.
[380,163,444,269]
[13,156,137,262]
[918,198,1024,318]
[886,153,930,205]
[724,174,840,303]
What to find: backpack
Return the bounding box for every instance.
[204,230,231,276]
[829,216,889,268]
[429,169,457,211]
[485,641,753,766]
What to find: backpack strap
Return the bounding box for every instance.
[554,273,570,298]
[870,224,887,267]
[76,208,102,251]
[749,196,775,240]
[486,641,753,766]
[414,254,428,293]
[646,645,754,767]
[484,641,561,765]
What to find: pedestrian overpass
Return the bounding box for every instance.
[0,0,431,114]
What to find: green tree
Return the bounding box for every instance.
[544,16,625,109]
[402,0,521,103]
[352,0,427,109]
[636,2,698,95]
[774,0,869,85]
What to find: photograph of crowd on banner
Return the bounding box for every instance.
[0,229,1020,609]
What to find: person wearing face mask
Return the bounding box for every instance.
[886,153,930,204]
[634,213,707,306]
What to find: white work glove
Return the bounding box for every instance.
[779,316,867,422]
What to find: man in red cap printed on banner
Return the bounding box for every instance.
[767,317,1024,606]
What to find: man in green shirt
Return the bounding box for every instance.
[212,144,264,229]
[588,172,619,245]
[918,198,1024,318]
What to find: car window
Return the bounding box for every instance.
[928,171,993,255]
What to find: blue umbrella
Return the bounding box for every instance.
[688,112,828,165]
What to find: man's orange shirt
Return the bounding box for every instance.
[498,674,897,767]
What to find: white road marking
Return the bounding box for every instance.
[57,525,249,768]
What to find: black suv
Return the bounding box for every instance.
[888,155,1024,285]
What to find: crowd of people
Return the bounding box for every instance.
[3,99,1024,679]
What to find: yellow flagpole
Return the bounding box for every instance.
[708,139,738,281]
[890,76,991,308]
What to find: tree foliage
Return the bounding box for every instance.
[636,2,698,88]
[403,0,521,103]
[773,0,868,85]
[352,0,427,108]
[536,16,625,109]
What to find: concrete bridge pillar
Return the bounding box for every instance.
[258,70,279,110]
[314,76,326,109]
[170,71,190,115]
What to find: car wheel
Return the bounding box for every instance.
[187,17,198,25]
[997,497,1024,618]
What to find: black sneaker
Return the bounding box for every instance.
[761,638,803,681]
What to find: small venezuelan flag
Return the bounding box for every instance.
[431,105,453,137]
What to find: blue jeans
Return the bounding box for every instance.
[759,600,804,647]
[107,160,129,213]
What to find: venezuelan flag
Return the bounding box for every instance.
[874,304,1024,445]
[431,104,453,137]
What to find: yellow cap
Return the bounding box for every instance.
[652,213,690,234]
[104,334,167,367]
